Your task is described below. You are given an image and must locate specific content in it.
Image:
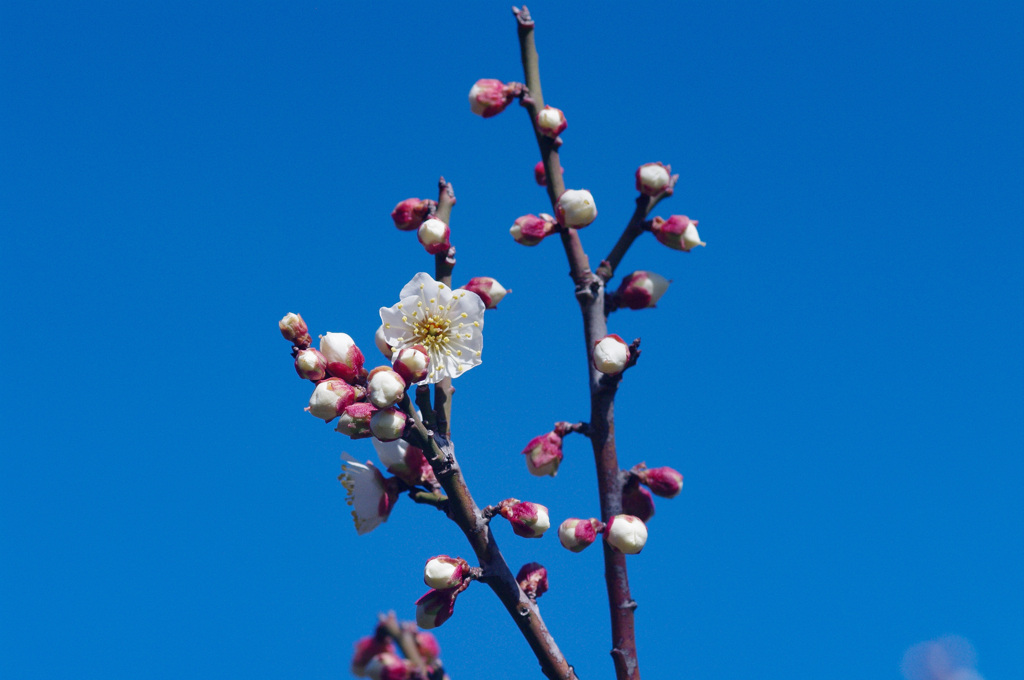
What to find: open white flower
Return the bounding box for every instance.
[379,272,485,384]
[339,453,398,535]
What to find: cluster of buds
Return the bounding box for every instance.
[557,517,603,553]
[650,215,705,251]
[468,78,515,117]
[615,271,671,310]
[521,430,564,477]
[535,105,567,138]
[635,162,674,197]
[459,277,507,309]
[496,498,550,538]
[555,189,597,228]
[350,620,443,680]
[510,213,559,246]
[390,198,436,232]
[593,334,631,376]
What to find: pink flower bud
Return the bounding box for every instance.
[558,517,602,553]
[336,402,378,439]
[391,344,430,384]
[415,631,440,664]
[510,213,558,246]
[374,325,394,360]
[469,78,513,118]
[373,438,435,487]
[521,431,563,477]
[516,562,548,599]
[650,215,706,252]
[364,652,410,680]
[320,332,365,383]
[294,347,327,380]
[593,334,630,375]
[391,197,436,232]
[423,555,470,590]
[459,277,507,309]
[555,189,597,228]
[498,499,550,538]
[417,218,451,255]
[366,367,406,408]
[536,105,567,138]
[351,635,396,678]
[604,514,649,554]
[616,271,671,310]
[622,483,655,522]
[415,587,459,629]
[279,313,311,348]
[534,161,564,187]
[369,407,406,442]
[635,162,673,197]
[638,466,684,498]
[307,378,359,422]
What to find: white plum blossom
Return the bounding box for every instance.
[339,453,398,535]
[379,273,485,384]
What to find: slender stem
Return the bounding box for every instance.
[514,7,641,679]
[433,177,457,437]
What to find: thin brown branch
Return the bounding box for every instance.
[433,177,456,437]
[596,177,677,283]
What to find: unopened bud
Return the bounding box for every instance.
[638,466,684,498]
[320,332,366,383]
[555,189,597,228]
[460,277,507,309]
[651,215,705,252]
[415,632,440,664]
[593,334,630,375]
[351,635,396,678]
[536,105,567,138]
[604,514,649,554]
[391,198,435,232]
[375,325,393,360]
[364,652,410,680]
[336,402,377,439]
[418,218,451,255]
[516,562,548,599]
[616,271,671,310]
[373,438,435,487]
[622,482,655,522]
[294,348,327,381]
[498,499,550,538]
[392,345,430,384]
[369,408,406,442]
[635,162,672,197]
[521,431,563,477]
[558,517,602,553]
[510,213,558,246]
[279,313,311,348]
[469,78,513,118]
[423,555,469,590]
[307,378,359,422]
[534,161,564,187]
[366,367,406,408]
[415,587,459,629]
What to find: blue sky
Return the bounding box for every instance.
[2,2,1022,679]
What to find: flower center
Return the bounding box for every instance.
[412,313,451,351]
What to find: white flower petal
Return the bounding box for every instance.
[339,453,389,535]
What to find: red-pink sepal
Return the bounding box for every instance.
[391,198,436,232]
[336,402,378,439]
[364,652,411,680]
[279,313,311,348]
[534,160,564,187]
[351,634,396,678]
[392,344,430,384]
[415,631,441,664]
[516,562,549,599]
[622,480,656,522]
[459,277,507,309]
[469,78,514,118]
[510,213,558,246]
[415,586,461,629]
[615,271,671,310]
[638,465,684,498]
[294,348,327,381]
[417,218,451,255]
[635,162,674,197]
[498,498,551,538]
[536,105,567,138]
[650,215,706,252]
[320,332,366,384]
[521,431,563,477]
[557,517,603,553]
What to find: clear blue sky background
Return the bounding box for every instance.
[2,2,1022,679]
